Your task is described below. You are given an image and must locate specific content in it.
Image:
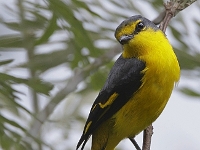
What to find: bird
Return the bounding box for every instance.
[76,15,180,150]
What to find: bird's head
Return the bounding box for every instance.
[115,15,165,58]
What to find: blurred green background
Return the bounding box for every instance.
[0,0,199,150]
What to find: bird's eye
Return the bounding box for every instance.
[137,22,145,30]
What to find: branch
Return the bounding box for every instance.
[142,125,153,150]
[157,0,197,32]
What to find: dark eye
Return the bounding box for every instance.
[137,22,145,30]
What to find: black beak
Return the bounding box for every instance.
[119,34,133,45]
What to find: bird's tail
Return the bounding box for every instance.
[76,134,90,150]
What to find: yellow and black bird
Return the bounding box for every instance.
[76,15,180,150]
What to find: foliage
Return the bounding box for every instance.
[0,0,199,149]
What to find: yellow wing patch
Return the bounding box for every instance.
[91,104,97,112]
[99,93,119,108]
[84,121,92,134]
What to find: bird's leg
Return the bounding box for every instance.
[129,138,141,150]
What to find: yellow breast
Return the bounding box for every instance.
[114,29,180,138]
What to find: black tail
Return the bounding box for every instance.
[76,134,90,150]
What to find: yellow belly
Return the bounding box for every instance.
[113,76,174,138]
[111,51,179,148]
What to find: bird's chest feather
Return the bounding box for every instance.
[113,56,177,137]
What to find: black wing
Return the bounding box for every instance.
[76,55,145,150]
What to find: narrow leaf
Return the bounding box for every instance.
[0,34,23,48]
[35,13,57,45]
[25,79,53,96]
[0,59,14,66]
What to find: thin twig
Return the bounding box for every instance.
[142,125,153,150]
[152,10,166,25]
[153,0,197,27]
[159,1,181,32]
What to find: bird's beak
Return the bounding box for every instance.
[119,34,133,45]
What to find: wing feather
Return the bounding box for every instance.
[76,55,145,150]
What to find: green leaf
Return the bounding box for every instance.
[0,123,29,150]
[72,0,101,17]
[3,22,20,31]
[0,115,26,132]
[0,73,26,83]
[180,87,200,97]
[175,49,200,70]
[35,13,57,45]
[48,0,101,56]
[89,71,107,90]
[0,131,12,150]
[25,78,53,96]
[21,20,45,30]
[21,50,69,72]
[0,34,23,48]
[0,59,14,66]
[0,79,22,115]
[0,73,53,96]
